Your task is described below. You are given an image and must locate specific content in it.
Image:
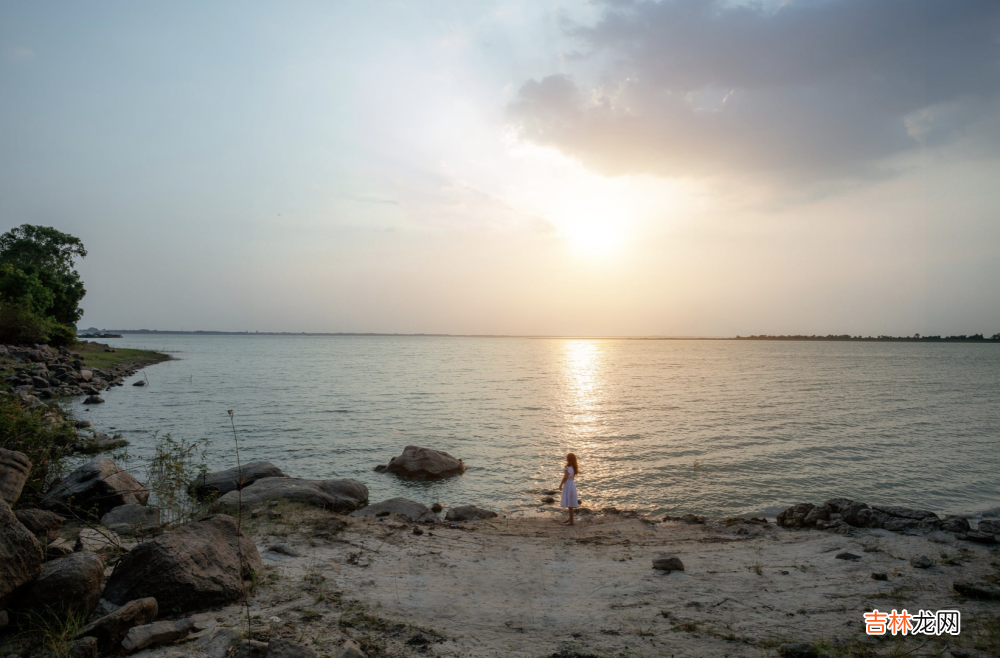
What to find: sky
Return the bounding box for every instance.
[1,0,998,336]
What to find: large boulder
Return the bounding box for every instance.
[39,459,149,518]
[189,461,288,499]
[78,597,158,654]
[102,514,263,613]
[213,478,368,513]
[351,497,440,523]
[776,503,815,529]
[445,505,499,522]
[17,551,105,618]
[0,498,44,606]
[14,508,64,541]
[100,504,161,536]
[381,446,466,479]
[0,448,31,504]
[978,519,1000,534]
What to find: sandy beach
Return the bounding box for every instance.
[126,506,999,658]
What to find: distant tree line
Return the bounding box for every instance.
[733,334,1000,342]
[0,225,86,346]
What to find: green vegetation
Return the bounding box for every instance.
[0,225,87,346]
[0,393,76,500]
[73,340,169,370]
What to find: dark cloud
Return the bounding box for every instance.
[509,0,1000,184]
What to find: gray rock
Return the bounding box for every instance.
[0,449,31,505]
[872,506,939,521]
[39,458,149,518]
[79,370,93,382]
[101,504,161,535]
[213,477,368,514]
[14,508,63,541]
[189,461,288,499]
[445,505,499,522]
[956,531,998,544]
[336,638,367,658]
[233,639,269,658]
[978,519,1000,534]
[430,502,443,513]
[84,396,104,404]
[382,445,466,479]
[68,636,98,658]
[269,638,319,658]
[939,515,969,533]
[0,498,43,606]
[46,537,74,559]
[541,496,555,504]
[74,433,128,455]
[824,499,876,528]
[778,643,818,658]
[132,380,147,386]
[75,527,122,553]
[266,543,303,557]
[652,555,685,572]
[103,514,263,613]
[871,572,888,581]
[191,626,241,658]
[910,555,932,569]
[18,551,104,618]
[835,552,861,561]
[776,503,815,528]
[352,497,441,523]
[953,580,1000,600]
[121,618,195,653]
[78,597,158,653]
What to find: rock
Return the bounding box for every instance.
[776,503,815,528]
[234,639,269,658]
[382,445,466,479]
[352,497,441,523]
[68,636,98,658]
[778,643,818,658]
[953,580,1000,600]
[46,537,74,559]
[955,531,998,544]
[74,433,129,454]
[79,370,93,382]
[101,504,161,535]
[871,572,888,581]
[412,526,424,535]
[78,597,158,653]
[337,638,367,658]
[978,519,1000,534]
[189,461,289,499]
[39,458,149,518]
[269,639,319,658]
[214,477,368,514]
[103,514,262,613]
[835,552,861,561]
[541,497,555,504]
[266,543,303,557]
[84,396,104,404]
[445,505,498,522]
[652,555,685,572]
[940,515,970,533]
[132,380,147,386]
[871,505,939,521]
[0,609,7,630]
[121,618,195,653]
[910,555,932,569]
[17,552,104,617]
[0,449,31,504]
[75,527,123,552]
[14,508,63,541]
[430,502,443,513]
[191,626,241,658]
[824,498,875,528]
[0,498,43,606]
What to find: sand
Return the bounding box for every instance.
[128,507,998,657]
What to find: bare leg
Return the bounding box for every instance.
[568,508,575,525]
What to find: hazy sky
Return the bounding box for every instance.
[1,0,998,336]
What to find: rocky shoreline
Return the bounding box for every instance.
[1,360,998,657]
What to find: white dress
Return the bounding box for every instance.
[560,466,578,508]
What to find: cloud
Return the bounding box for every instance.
[508,0,1000,186]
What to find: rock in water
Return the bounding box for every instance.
[445,505,499,522]
[776,503,815,528]
[83,395,104,404]
[100,504,161,536]
[213,477,368,513]
[189,461,288,499]
[39,458,149,517]
[77,597,158,653]
[102,514,262,613]
[652,556,685,572]
[351,497,440,523]
[0,449,31,504]
[382,445,466,479]
[14,508,63,541]
[0,498,43,606]
[17,552,105,618]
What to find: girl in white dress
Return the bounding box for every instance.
[559,453,580,525]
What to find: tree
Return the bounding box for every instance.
[0,225,87,325]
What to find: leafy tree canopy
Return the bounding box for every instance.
[0,224,87,325]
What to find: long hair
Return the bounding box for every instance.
[566,453,580,475]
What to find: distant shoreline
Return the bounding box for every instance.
[80,329,1000,342]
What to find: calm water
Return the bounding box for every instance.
[63,336,1000,519]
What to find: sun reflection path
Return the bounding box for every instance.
[560,339,607,455]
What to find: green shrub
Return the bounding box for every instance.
[0,303,76,346]
[0,394,77,502]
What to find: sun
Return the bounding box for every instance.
[562,218,625,257]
